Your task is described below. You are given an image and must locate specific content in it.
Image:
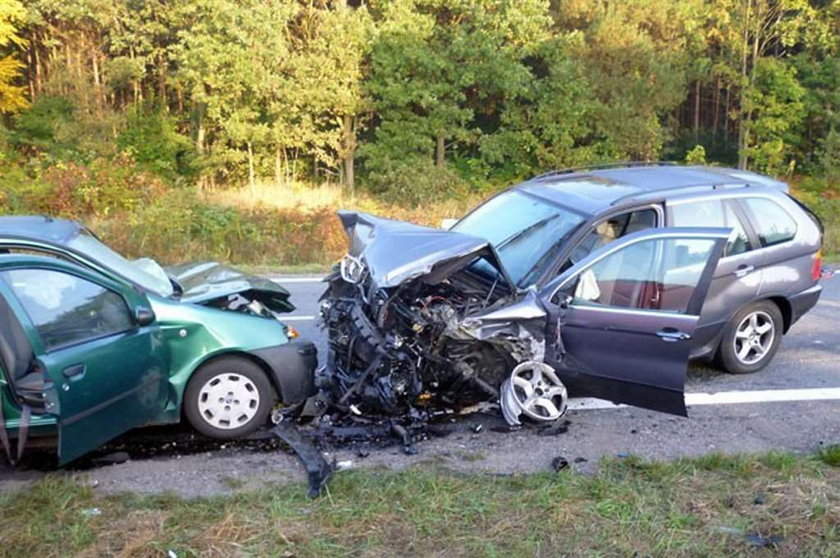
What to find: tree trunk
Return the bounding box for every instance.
[247,141,256,193]
[737,0,752,170]
[436,133,445,169]
[712,77,721,135]
[693,80,701,143]
[92,54,104,113]
[27,45,36,100]
[275,146,283,187]
[157,53,167,109]
[343,114,356,191]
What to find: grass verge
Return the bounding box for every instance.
[0,450,837,557]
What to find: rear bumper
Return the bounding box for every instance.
[251,340,318,404]
[789,284,822,327]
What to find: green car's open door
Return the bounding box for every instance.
[0,256,169,464]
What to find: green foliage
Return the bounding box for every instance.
[743,57,806,175]
[817,444,840,467]
[9,95,76,155]
[366,158,469,207]
[0,0,26,113]
[1,0,837,267]
[117,108,196,182]
[685,145,707,164]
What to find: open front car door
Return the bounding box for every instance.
[0,257,169,464]
[541,227,730,416]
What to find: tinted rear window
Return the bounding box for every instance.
[742,198,797,247]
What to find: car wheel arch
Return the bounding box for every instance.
[764,295,792,333]
[182,350,281,415]
[711,295,792,361]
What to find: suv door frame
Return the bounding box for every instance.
[539,226,730,415]
[537,202,666,286]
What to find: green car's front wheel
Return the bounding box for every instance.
[184,356,276,439]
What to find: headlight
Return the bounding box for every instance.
[340,254,367,284]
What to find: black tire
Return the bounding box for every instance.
[183,356,276,439]
[716,300,783,374]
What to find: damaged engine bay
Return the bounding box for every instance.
[312,211,569,428]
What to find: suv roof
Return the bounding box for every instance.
[517,164,789,215]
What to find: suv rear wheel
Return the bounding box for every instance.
[716,300,783,374]
[184,356,275,439]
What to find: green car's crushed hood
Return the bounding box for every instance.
[166,262,295,313]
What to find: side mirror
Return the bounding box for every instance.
[440,218,458,230]
[559,293,573,309]
[134,306,156,327]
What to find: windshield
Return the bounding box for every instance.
[452,190,585,287]
[67,230,174,297]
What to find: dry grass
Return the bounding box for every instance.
[0,451,837,557]
[202,180,482,228]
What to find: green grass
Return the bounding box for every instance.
[0,451,837,557]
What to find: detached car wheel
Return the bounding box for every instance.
[716,300,783,374]
[184,356,275,439]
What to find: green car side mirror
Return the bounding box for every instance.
[134,306,156,327]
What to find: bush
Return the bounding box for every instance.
[117,108,196,183]
[366,159,470,207]
[91,188,347,266]
[793,176,840,257]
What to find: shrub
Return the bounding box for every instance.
[366,159,470,207]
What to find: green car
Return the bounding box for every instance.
[0,216,316,465]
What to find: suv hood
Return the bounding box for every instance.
[338,210,516,291]
[166,262,294,312]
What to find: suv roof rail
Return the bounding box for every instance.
[532,161,680,181]
[609,182,752,207]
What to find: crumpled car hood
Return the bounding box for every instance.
[166,262,294,312]
[338,210,516,291]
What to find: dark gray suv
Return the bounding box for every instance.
[319,163,824,423]
[451,163,824,374]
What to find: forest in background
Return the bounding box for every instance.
[0,0,838,266]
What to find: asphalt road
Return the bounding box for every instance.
[1,274,838,497]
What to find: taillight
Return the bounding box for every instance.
[812,250,823,281]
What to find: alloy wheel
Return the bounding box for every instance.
[733,310,775,365]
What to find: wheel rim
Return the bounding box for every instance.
[508,362,568,422]
[197,373,261,430]
[733,310,775,365]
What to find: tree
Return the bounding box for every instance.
[0,0,27,112]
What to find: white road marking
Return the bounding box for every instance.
[281,315,317,321]
[271,276,325,283]
[568,387,840,411]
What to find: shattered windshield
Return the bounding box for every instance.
[67,229,174,297]
[452,190,585,287]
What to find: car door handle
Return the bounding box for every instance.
[734,264,755,278]
[62,364,86,380]
[656,328,691,342]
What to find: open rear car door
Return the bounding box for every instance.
[541,227,730,416]
[0,257,169,464]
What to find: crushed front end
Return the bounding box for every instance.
[317,211,563,424]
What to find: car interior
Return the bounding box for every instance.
[559,207,659,277]
[0,293,46,409]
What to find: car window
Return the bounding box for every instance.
[67,230,174,297]
[565,237,718,314]
[0,269,133,351]
[452,190,585,287]
[669,199,750,256]
[741,197,797,247]
[561,208,658,274]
